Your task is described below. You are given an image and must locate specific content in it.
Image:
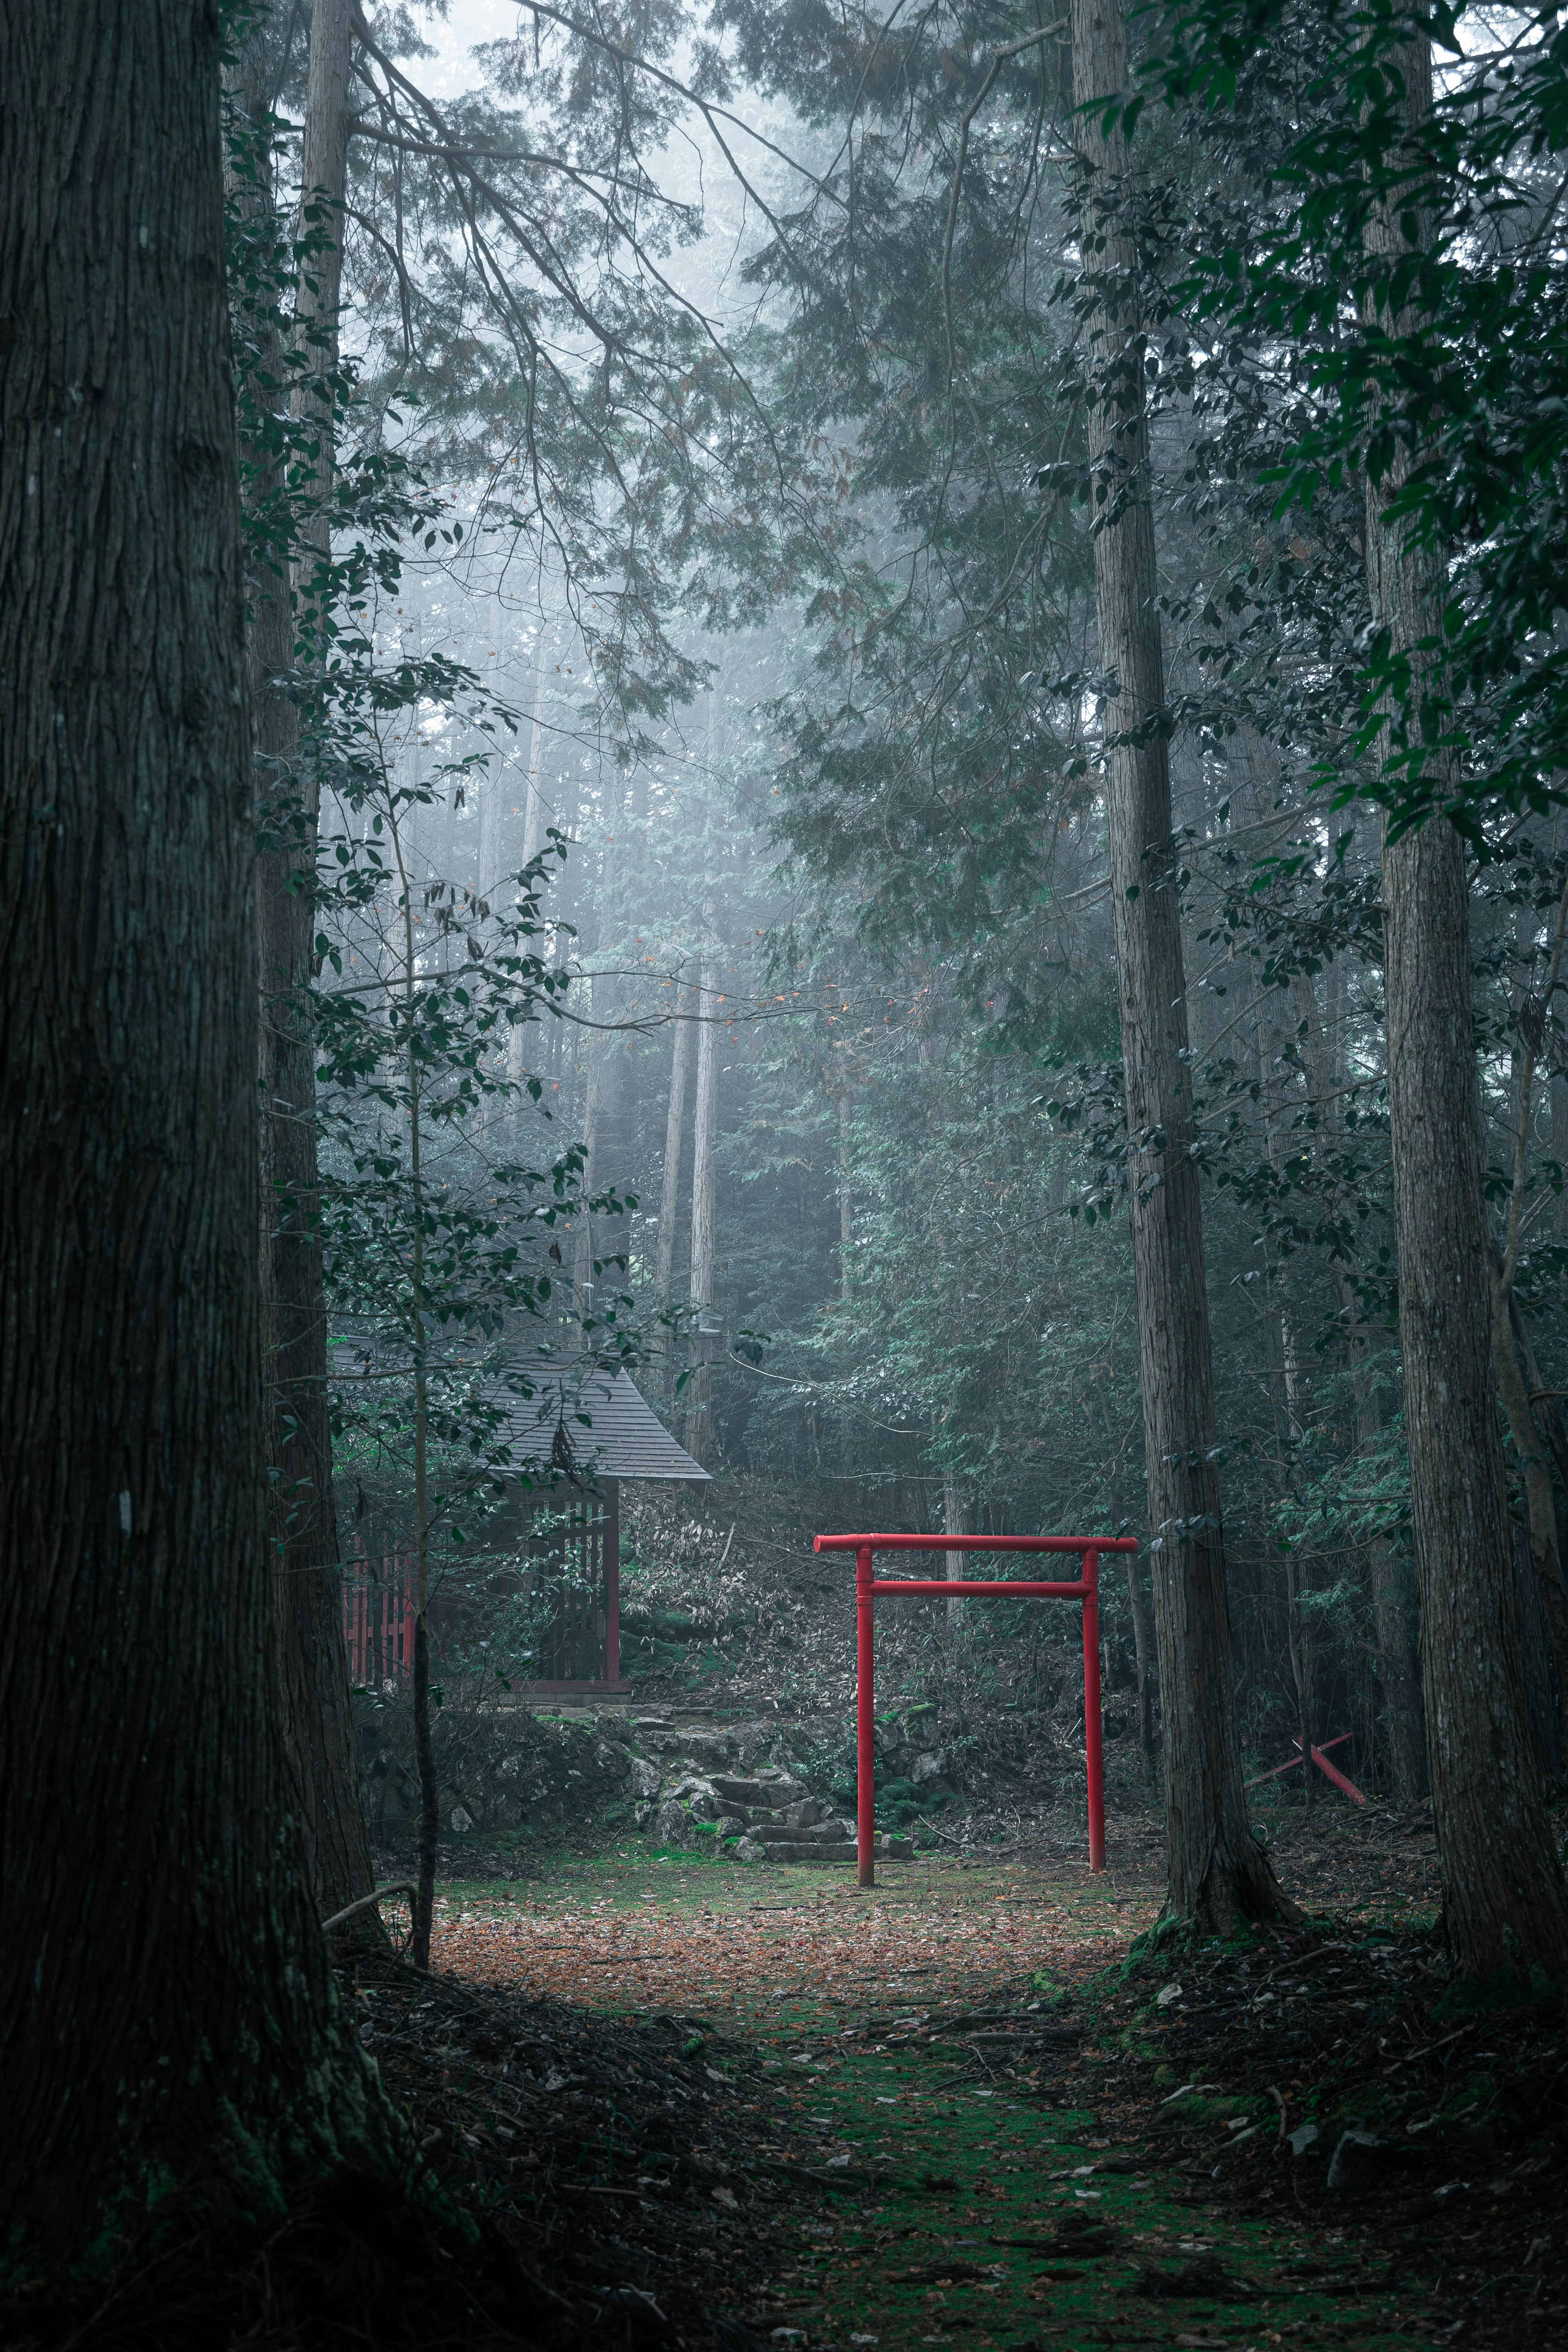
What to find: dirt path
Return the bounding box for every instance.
[414,1844,1446,2351]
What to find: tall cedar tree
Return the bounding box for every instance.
[1365,31,1568,1977]
[0,0,396,2242]
[1071,0,1288,1930]
[228,1,379,1926]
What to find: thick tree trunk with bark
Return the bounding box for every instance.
[1072,0,1285,1931]
[1380,824,1568,1968]
[0,0,394,2245]
[1365,33,1568,1977]
[227,21,376,1929]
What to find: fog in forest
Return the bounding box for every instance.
[9,0,1568,2319]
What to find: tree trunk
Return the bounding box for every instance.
[1126,1548,1158,1778]
[657,973,692,1401]
[1342,1299,1429,1800]
[521,613,552,867]
[1490,1269,1568,1764]
[1381,822,1568,1969]
[0,0,394,2245]
[838,1086,855,1303]
[1487,884,1568,1759]
[1072,0,1286,1931]
[294,0,355,607]
[943,1464,967,1628]
[685,953,720,1465]
[227,12,376,1931]
[1098,1412,1157,1779]
[574,1047,602,1324]
[1365,31,1568,1977]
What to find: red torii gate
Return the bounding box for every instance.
[813,1532,1139,1887]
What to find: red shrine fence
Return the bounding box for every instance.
[343,1546,416,1688]
[341,1494,625,1694]
[813,1532,1139,1889]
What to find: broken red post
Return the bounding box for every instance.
[815,1532,1138,1888]
[1305,1740,1365,1805]
[1245,1731,1365,1805]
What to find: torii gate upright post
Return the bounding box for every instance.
[815,1532,1138,1888]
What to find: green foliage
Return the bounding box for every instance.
[1144,0,1568,835]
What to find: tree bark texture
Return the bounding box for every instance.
[0,0,394,2245]
[685,953,720,1465]
[1490,1272,1568,1762]
[227,24,376,1929]
[1072,0,1284,1930]
[1380,822,1568,1968]
[1365,33,1568,1974]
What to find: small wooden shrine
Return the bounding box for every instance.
[493,1361,710,1695]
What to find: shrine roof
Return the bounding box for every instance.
[492,1357,711,1483]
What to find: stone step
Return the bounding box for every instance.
[750,1819,852,1846]
[776,1837,916,1865]
[710,1773,806,1806]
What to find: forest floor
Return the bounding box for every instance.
[336,1789,1566,2352]
[11,1799,1562,2351]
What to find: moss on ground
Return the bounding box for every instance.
[423,1853,1445,2349]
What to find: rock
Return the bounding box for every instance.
[782,1797,831,1827]
[751,1818,849,1846]
[733,1835,769,1863]
[630,1757,661,1799]
[655,1799,691,1845]
[676,1731,732,1765]
[911,1750,946,1784]
[728,1720,776,1760]
[710,1773,778,1806]
[664,1773,723,1820]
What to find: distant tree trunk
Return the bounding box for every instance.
[1366,31,1568,1977]
[574,1048,602,1326]
[506,625,553,1141]
[837,1086,855,1303]
[408,1061,438,1970]
[685,954,720,1464]
[1072,0,1287,1931]
[227,9,376,1929]
[1341,1297,1428,1801]
[1098,1409,1156,1778]
[0,0,394,2243]
[521,614,552,867]
[1322,816,1428,1798]
[658,974,693,1398]
[1125,1548,1158,1777]
[1248,940,1316,1794]
[943,1463,967,1628]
